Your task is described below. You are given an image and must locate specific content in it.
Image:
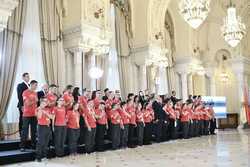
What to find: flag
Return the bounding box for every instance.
[243,81,250,125]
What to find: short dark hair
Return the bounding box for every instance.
[66,85,73,90]
[22,73,29,77]
[30,80,38,85]
[104,88,109,93]
[127,93,134,99]
[100,102,105,105]
[120,101,126,107]
[49,84,58,88]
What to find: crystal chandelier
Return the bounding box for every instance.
[179,0,211,29]
[88,67,104,79]
[221,4,246,47]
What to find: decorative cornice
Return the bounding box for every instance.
[130,44,149,54]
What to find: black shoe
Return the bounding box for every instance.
[20,148,25,152]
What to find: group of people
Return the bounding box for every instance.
[16,73,216,162]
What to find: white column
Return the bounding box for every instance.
[90,54,96,91]
[138,65,147,91]
[181,72,188,100]
[73,49,83,89]
[187,74,193,95]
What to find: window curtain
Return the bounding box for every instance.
[114,1,132,100]
[83,52,91,90]
[0,0,27,139]
[38,0,64,85]
[96,55,109,90]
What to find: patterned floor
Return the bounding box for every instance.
[4,129,250,167]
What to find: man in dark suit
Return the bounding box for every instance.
[102,88,109,101]
[17,73,30,137]
[170,90,178,105]
[37,84,49,106]
[152,95,166,143]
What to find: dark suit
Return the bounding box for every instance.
[102,95,108,102]
[170,96,178,105]
[152,101,166,142]
[17,82,29,136]
[37,90,45,106]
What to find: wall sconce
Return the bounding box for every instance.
[155,32,163,40]
[94,8,104,19]
[193,47,200,54]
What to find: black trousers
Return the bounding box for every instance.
[36,125,51,160]
[182,122,189,139]
[54,126,67,156]
[199,120,204,136]
[188,120,196,138]
[96,124,106,151]
[210,119,216,134]
[204,120,209,135]
[169,119,177,139]
[137,122,144,146]
[67,128,80,154]
[79,116,85,144]
[111,124,120,150]
[144,122,152,145]
[85,127,96,153]
[162,121,169,141]
[193,120,199,137]
[20,116,37,149]
[120,124,129,148]
[155,120,164,143]
[18,107,23,137]
[128,124,136,146]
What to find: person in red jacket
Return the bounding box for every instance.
[199,103,205,136]
[45,84,58,147]
[95,102,108,151]
[91,90,102,109]
[20,80,38,151]
[78,89,91,144]
[82,100,97,154]
[163,99,176,139]
[46,84,58,111]
[174,99,182,139]
[63,85,74,111]
[66,102,80,155]
[143,101,154,145]
[194,103,203,137]
[180,103,190,139]
[119,101,130,148]
[36,98,54,162]
[53,98,67,157]
[136,103,144,146]
[110,103,123,150]
[127,98,136,147]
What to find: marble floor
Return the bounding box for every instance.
[4,129,250,167]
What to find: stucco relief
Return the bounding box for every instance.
[148,0,171,42]
[83,0,110,27]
